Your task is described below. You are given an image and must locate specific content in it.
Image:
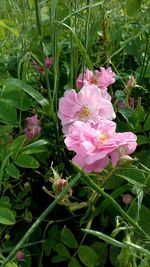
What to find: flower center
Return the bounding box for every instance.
[77,106,90,119]
[98,132,108,142]
[90,76,98,85]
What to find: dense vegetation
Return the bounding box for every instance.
[0,0,150,266]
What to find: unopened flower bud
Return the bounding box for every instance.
[24,182,30,189]
[24,115,41,141]
[45,57,53,69]
[122,194,133,205]
[127,76,136,88]
[16,251,25,261]
[56,178,67,192]
[128,96,135,109]
[117,100,127,109]
[118,155,134,166]
[5,233,10,241]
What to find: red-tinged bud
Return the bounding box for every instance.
[16,251,25,261]
[127,76,136,88]
[117,100,127,109]
[56,178,67,192]
[122,194,133,205]
[128,96,135,109]
[45,57,53,69]
[24,115,41,141]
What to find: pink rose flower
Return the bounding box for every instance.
[58,85,116,134]
[76,67,116,90]
[65,121,137,173]
[97,67,116,89]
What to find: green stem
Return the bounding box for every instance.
[82,0,90,82]
[34,0,52,106]
[1,173,81,267]
[73,164,150,241]
[139,33,150,84]
[69,0,74,88]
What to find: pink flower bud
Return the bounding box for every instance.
[45,57,53,69]
[33,60,44,73]
[128,97,135,109]
[56,178,67,192]
[26,115,40,126]
[118,155,134,166]
[16,251,25,261]
[24,125,41,141]
[122,194,133,205]
[117,100,127,109]
[24,115,41,141]
[127,76,136,88]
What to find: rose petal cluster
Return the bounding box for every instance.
[65,121,136,173]
[58,66,137,173]
[58,85,116,134]
[76,67,116,90]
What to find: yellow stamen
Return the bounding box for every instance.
[98,132,108,142]
[77,106,90,119]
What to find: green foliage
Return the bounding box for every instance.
[0,0,150,267]
[78,245,98,267]
[61,226,78,249]
[126,0,143,17]
[0,207,16,225]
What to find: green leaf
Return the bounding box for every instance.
[15,154,39,169]
[0,19,19,36]
[126,0,143,17]
[0,207,16,225]
[28,0,34,9]
[68,257,81,267]
[137,135,149,145]
[0,125,13,136]
[114,167,146,186]
[128,204,150,235]
[0,197,11,209]
[0,27,5,39]
[10,135,26,158]
[43,239,52,256]
[82,230,124,248]
[21,139,49,153]
[5,78,50,113]
[136,149,150,168]
[91,241,108,267]
[6,163,20,179]
[61,23,94,72]
[2,86,31,111]
[51,254,70,263]
[78,245,98,267]
[119,106,145,129]
[0,100,17,124]
[53,243,71,258]
[144,111,150,131]
[61,226,78,248]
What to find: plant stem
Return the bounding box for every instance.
[73,164,150,241]
[1,173,81,267]
[34,0,52,106]
[82,0,90,82]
